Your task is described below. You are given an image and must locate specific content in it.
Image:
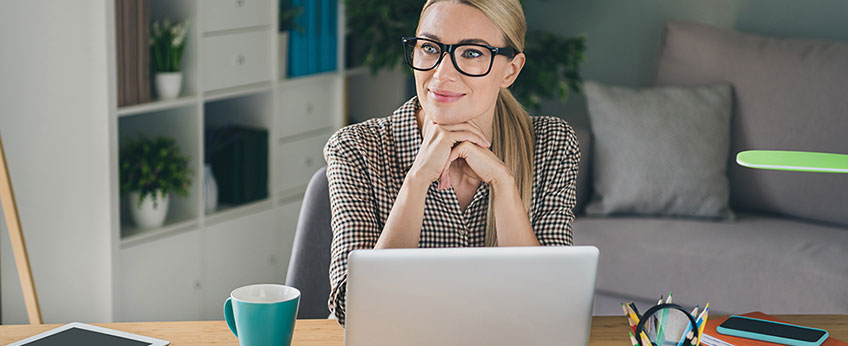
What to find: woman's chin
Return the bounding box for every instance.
[422,101,473,124]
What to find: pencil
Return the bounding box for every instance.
[684,329,695,346]
[696,305,709,346]
[629,331,640,346]
[677,326,695,346]
[642,331,653,346]
[629,302,641,317]
[625,305,640,324]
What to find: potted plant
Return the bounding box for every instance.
[150,18,190,100]
[343,0,586,110]
[278,1,304,79]
[120,135,193,229]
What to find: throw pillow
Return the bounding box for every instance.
[584,80,734,219]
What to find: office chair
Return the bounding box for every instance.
[285,166,333,319]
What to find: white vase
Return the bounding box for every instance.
[129,191,170,229]
[204,164,219,214]
[155,72,182,100]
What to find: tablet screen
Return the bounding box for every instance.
[19,327,152,346]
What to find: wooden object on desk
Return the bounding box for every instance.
[0,135,42,325]
[0,316,846,346]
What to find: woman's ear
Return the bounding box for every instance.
[500,52,526,88]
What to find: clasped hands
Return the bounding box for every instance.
[409,117,513,191]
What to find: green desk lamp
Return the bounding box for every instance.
[736,150,848,173]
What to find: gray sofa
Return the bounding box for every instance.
[572,21,848,315]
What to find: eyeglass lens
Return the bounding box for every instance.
[405,39,493,76]
[639,307,698,346]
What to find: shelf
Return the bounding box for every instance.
[278,70,344,87]
[117,95,198,117]
[203,198,274,226]
[278,126,335,145]
[202,81,273,102]
[120,217,200,249]
[201,25,273,38]
[277,186,307,203]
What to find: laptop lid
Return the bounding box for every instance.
[344,246,599,346]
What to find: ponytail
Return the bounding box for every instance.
[485,88,534,246]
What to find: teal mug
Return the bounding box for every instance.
[224,284,301,346]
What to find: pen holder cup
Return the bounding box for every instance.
[636,303,700,346]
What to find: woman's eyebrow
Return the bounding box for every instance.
[419,32,492,45]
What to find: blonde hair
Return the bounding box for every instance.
[420,0,534,247]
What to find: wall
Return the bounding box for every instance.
[0,0,113,323]
[523,0,848,127]
[346,67,413,124]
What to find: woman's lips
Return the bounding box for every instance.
[428,89,465,103]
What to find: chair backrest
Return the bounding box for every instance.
[285,166,333,319]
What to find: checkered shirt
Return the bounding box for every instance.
[323,96,580,326]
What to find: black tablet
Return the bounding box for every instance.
[8,322,170,346]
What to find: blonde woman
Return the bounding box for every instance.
[324,0,580,325]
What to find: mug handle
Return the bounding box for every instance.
[224,297,238,337]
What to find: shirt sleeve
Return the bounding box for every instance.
[323,131,383,326]
[532,120,580,246]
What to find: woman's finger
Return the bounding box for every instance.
[432,123,490,147]
[443,130,490,149]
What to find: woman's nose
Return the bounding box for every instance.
[433,52,460,81]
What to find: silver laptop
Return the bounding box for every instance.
[344,246,599,346]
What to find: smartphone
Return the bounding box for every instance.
[717,315,829,346]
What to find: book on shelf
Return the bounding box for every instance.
[319,0,338,73]
[115,0,151,107]
[116,0,125,106]
[288,0,338,77]
[136,0,151,103]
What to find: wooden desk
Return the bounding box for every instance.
[1,315,846,345]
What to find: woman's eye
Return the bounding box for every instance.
[461,49,483,59]
[421,44,439,54]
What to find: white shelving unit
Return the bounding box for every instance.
[108,0,345,321]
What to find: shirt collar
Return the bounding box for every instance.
[391,96,423,172]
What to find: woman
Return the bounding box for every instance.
[324,0,580,325]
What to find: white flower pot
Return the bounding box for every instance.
[204,164,219,214]
[155,72,182,100]
[129,191,170,229]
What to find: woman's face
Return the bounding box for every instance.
[414,1,525,126]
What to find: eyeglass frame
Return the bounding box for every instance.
[635,303,701,346]
[401,36,520,77]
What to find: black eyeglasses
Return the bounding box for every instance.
[402,36,519,77]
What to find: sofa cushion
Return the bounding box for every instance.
[654,21,848,226]
[583,81,734,219]
[573,214,848,314]
[573,124,592,214]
